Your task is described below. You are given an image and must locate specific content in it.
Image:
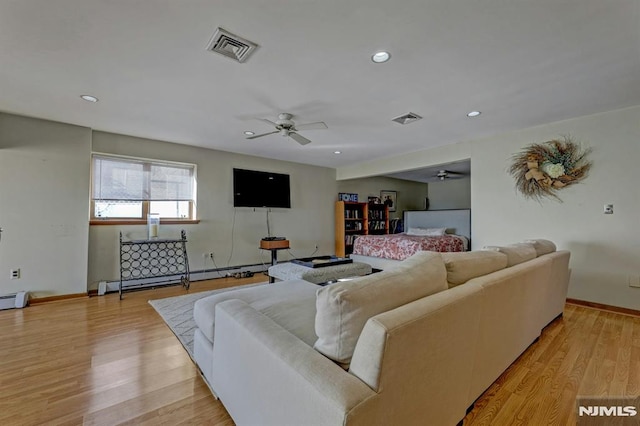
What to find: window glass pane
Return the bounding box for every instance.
[150,201,190,218]
[94,200,143,218]
[93,156,146,200]
[150,164,193,201]
[91,154,196,220]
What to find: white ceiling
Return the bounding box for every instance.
[1,0,639,169]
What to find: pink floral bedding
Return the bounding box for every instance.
[352,233,467,260]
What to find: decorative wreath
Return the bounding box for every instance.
[508,136,592,202]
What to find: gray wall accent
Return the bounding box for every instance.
[428,177,471,210]
[0,113,91,298]
[0,114,337,297]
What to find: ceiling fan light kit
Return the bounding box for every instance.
[246,112,327,146]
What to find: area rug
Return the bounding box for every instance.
[148,283,267,359]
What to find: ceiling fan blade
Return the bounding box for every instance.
[295,121,328,131]
[257,118,279,127]
[289,132,312,145]
[246,130,279,140]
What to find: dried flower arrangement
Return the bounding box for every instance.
[509,136,592,201]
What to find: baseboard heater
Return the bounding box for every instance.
[98,263,269,295]
[0,291,29,310]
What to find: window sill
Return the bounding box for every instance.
[90,219,200,226]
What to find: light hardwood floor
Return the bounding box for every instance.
[1,279,638,425]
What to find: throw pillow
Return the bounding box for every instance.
[523,239,557,256]
[482,243,537,267]
[314,251,447,367]
[441,251,509,287]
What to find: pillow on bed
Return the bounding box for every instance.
[406,227,447,236]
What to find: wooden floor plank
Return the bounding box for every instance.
[464,304,640,425]
[1,279,639,425]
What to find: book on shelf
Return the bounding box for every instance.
[369,221,386,230]
[346,222,363,231]
[344,209,362,219]
[344,234,362,246]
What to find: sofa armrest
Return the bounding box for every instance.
[211,299,376,426]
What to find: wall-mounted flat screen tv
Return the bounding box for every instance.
[233,168,291,208]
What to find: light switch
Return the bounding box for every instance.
[604,204,613,214]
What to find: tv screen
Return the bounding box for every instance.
[233,168,291,208]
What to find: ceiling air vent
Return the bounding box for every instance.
[206,28,258,63]
[392,112,423,125]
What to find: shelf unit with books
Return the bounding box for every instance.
[335,201,390,257]
[367,204,389,235]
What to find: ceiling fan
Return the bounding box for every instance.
[246,113,327,145]
[435,170,466,181]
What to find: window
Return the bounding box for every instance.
[91,154,196,222]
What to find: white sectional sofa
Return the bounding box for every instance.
[192,239,570,426]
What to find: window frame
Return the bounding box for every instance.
[90,153,199,225]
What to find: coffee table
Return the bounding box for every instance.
[268,261,372,285]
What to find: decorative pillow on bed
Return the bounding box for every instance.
[314,251,447,368]
[482,243,537,267]
[406,227,447,236]
[523,239,556,257]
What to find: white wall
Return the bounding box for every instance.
[0,113,91,298]
[89,131,337,289]
[337,176,428,220]
[338,105,640,310]
[428,177,471,210]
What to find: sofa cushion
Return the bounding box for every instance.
[314,251,447,367]
[193,280,319,345]
[440,251,508,287]
[482,243,537,267]
[523,239,557,257]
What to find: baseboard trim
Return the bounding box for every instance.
[566,298,640,317]
[30,293,89,305]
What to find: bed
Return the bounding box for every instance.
[350,209,471,270]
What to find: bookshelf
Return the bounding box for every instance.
[367,204,390,235]
[335,201,389,257]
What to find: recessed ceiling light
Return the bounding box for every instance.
[244,131,255,135]
[371,51,390,63]
[334,151,342,154]
[467,110,481,117]
[80,95,99,103]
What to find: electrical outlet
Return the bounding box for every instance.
[209,252,214,260]
[629,275,640,288]
[10,269,20,279]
